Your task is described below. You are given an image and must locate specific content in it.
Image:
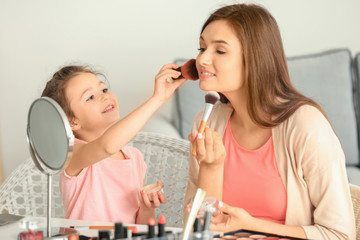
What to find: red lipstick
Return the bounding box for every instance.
[147,217,156,239]
[158,215,166,237]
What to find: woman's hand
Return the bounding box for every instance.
[188,127,226,167]
[153,63,186,103]
[138,181,167,209]
[210,201,252,232]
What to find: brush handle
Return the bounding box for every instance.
[192,121,207,156]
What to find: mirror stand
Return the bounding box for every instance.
[47,174,52,238]
[27,97,75,239]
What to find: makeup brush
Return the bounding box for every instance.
[192,91,221,156]
[174,59,199,81]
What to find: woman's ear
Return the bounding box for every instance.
[69,118,81,131]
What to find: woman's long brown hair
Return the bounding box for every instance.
[201,4,324,127]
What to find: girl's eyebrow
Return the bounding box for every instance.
[80,81,104,99]
[200,35,231,46]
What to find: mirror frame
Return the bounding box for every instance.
[27,96,74,174]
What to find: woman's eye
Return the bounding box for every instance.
[86,95,94,101]
[217,50,226,54]
[102,88,108,93]
[197,47,205,52]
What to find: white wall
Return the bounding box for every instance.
[1,0,359,179]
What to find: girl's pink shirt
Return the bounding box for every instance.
[222,119,287,224]
[59,138,146,223]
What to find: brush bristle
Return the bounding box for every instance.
[181,59,198,80]
[205,91,220,105]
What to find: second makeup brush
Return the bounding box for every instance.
[192,91,221,156]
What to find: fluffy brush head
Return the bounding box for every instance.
[205,91,220,105]
[174,59,199,81]
[182,59,198,80]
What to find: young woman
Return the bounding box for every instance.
[185,3,355,239]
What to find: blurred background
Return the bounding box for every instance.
[1,0,360,182]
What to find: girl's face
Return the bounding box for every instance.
[196,19,245,96]
[65,73,119,135]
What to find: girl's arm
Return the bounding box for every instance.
[67,64,186,175]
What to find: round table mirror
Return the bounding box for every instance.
[27,97,74,238]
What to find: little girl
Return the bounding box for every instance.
[41,64,186,224]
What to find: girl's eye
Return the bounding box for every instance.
[197,47,205,52]
[217,50,226,54]
[102,88,108,93]
[86,95,94,101]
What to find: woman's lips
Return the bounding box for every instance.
[200,70,215,79]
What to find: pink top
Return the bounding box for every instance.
[59,139,146,223]
[222,119,287,224]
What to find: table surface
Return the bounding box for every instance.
[0,216,182,239]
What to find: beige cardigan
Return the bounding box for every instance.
[184,102,356,240]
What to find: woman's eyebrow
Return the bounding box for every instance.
[200,36,231,46]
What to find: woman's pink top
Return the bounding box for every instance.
[59,139,146,223]
[222,119,287,224]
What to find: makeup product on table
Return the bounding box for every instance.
[216,229,311,240]
[181,188,206,240]
[192,91,221,156]
[174,59,199,81]
[131,226,148,238]
[70,226,114,230]
[126,226,133,239]
[147,217,156,239]
[158,215,166,237]
[114,222,123,240]
[190,217,202,240]
[202,211,212,231]
[18,220,43,240]
[98,230,110,240]
[193,217,202,233]
[198,196,217,218]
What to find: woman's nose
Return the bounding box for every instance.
[197,51,211,67]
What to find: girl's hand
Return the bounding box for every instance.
[153,63,186,103]
[188,127,226,167]
[210,201,252,232]
[138,181,167,209]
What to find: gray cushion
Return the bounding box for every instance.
[288,49,359,166]
[355,52,360,117]
[347,166,360,185]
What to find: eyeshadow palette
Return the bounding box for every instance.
[214,229,310,240]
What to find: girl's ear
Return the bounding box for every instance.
[69,118,81,131]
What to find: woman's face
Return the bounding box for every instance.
[196,19,245,96]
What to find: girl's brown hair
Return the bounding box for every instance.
[41,65,102,120]
[202,4,324,127]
